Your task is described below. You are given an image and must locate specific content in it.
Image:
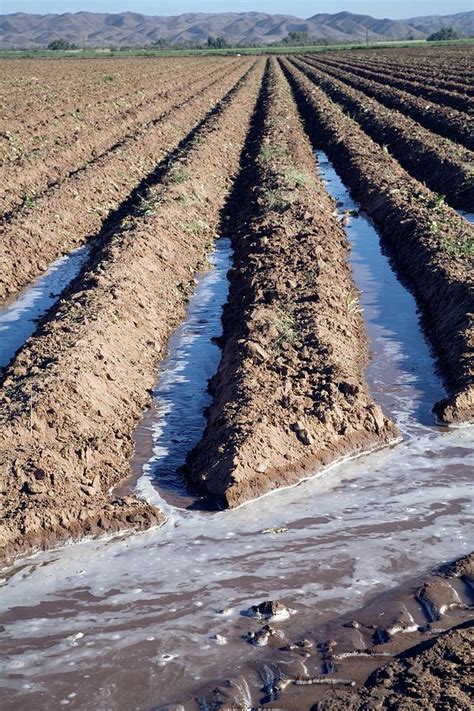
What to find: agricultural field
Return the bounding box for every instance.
[0,46,473,710]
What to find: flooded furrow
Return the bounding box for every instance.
[314,150,443,434]
[131,238,233,511]
[0,245,91,370]
[0,154,472,710]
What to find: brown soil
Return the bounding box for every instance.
[0,60,265,565]
[281,58,474,424]
[184,58,398,508]
[0,59,253,304]
[319,625,473,710]
[0,58,232,217]
[292,57,473,210]
[311,54,472,113]
[322,53,473,94]
[302,55,473,150]
[193,553,474,710]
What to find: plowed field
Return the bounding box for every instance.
[0,46,472,711]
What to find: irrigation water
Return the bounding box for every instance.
[0,245,91,369]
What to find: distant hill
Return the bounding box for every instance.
[0,10,473,49]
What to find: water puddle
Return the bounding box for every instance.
[0,157,472,710]
[0,245,91,369]
[459,209,474,224]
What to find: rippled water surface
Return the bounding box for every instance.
[0,245,91,369]
[0,153,472,710]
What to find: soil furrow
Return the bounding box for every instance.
[316,54,474,95]
[291,57,474,210]
[0,59,234,218]
[0,59,265,565]
[301,55,473,150]
[310,55,472,113]
[0,59,253,305]
[0,57,188,133]
[281,58,474,424]
[184,58,398,508]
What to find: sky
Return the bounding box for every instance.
[1,0,472,19]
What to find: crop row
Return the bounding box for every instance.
[0,59,254,303]
[0,60,265,563]
[282,58,473,424]
[291,57,473,210]
[186,58,397,506]
[312,50,473,91]
[302,54,473,150]
[0,58,237,216]
[313,51,473,93]
[0,49,472,563]
[309,54,472,113]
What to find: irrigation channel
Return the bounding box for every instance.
[0,151,472,710]
[0,245,91,369]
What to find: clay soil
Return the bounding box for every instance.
[0,60,265,563]
[184,58,398,507]
[291,56,473,210]
[0,46,473,707]
[218,552,473,710]
[0,57,233,217]
[0,45,472,554]
[281,58,474,424]
[302,54,473,150]
[310,53,472,113]
[0,58,254,303]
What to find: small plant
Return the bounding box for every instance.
[23,193,37,210]
[284,168,310,189]
[345,289,363,314]
[165,167,189,185]
[272,308,297,345]
[265,188,294,210]
[184,218,209,236]
[258,144,287,162]
[103,74,115,83]
[136,192,161,217]
[441,230,474,257]
[428,195,445,209]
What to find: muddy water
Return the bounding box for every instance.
[0,245,91,369]
[0,156,473,710]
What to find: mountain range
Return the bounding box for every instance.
[1,10,473,49]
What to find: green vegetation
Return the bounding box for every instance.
[47,38,79,51]
[184,218,210,236]
[1,37,472,59]
[265,188,295,210]
[272,308,298,346]
[427,27,459,41]
[206,35,228,49]
[441,230,474,257]
[258,144,288,162]
[345,289,363,315]
[284,168,311,189]
[136,192,161,217]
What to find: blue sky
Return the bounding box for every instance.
[2,0,471,19]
